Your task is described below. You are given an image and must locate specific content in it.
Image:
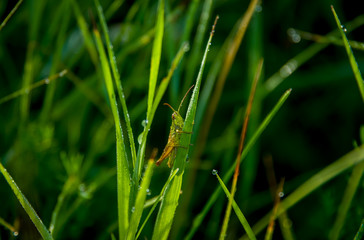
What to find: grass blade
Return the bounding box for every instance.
[329,161,364,240]
[354,219,364,240]
[94,28,130,239]
[246,144,364,238]
[0,70,67,105]
[127,158,155,240]
[186,88,292,239]
[0,217,17,236]
[152,16,218,240]
[214,171,256,240]
[147,0,164,117]
[331,6,364,103]
[94,0,137,166]
[0,0,23,31]
[136,168,180,239]
[0,162,53,240]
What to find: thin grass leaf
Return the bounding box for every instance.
[136,168,180,239]
[186,88,292,240]
[95,0,137,166]
[0,162,53,240]
[71,0,98,66]
[0,0,23,31]
[147,0,164,117]
[329,161,364,240]
[331,6,364,103]
[292,29,364,51]
[245,144,364,239]
[94,28,130,239]
[354,219,364,240]
[0,217,17,236]
[0,70,67,105]
[127,159,155,240]
[214,171,256,240]
[152,16,218,240]
[264,14,364,93]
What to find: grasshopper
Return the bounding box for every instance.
[155,85,194,168]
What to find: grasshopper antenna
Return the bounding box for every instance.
[163,103,178,113]
[178,84,195,113]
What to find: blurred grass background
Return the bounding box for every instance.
[0,0,363,239]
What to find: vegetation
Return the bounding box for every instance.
[0,0,363,239]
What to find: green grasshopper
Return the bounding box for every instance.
[155,85,194,167]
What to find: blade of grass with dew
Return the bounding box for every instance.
[0,70,67,105]
[214,171,256,240]
[331,6,364,103]
[95,0,137,166]
[147,0,164,117]
[0,217,17,236]
[183,0,213,93]
[194,0,259,173]
[136,168,180,239]
[94,28,130,238]
[0,162,53,240]
[133,41,189,194]
[70,0,98,66]
[293,29,364,51]
[265,179,284,240]
[329,161,364,240]
[152,16,218,240]
[264,14,364,93]
[185,88,292,240]
[127,158,155,240]
[354,219,364,240]
[0,0,23,31]
[243,144,364,239]
[219,59,262,240]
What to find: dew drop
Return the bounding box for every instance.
[212,169,218,175]
[45,78,50,84]
[146,189,151,196]
[141,119,148,128]
[131,206,136,213]
[278,191,284,198]
[341,25,347,32]
[183,43,190,52]
[13,231,19,237]
[137,133,143,145]
[255,5,262,12]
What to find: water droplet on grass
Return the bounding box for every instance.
[212,169,218,175]
[278,191,284,198]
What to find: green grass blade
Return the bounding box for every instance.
[127,159,155,240]
[214,172,256,240]
[0,0,23,31]
[136,168,179,239]
[329,161,364,240]
[147,0,164,117]
[71,0,98,66]
[246,144,364,238]
[94,28,130,239]
[94,0,137,166]
[186,89,292,239]
[0,70,67,105]
[331,6,364,103]
[354,219,364,240]
[0,162,53,240]
[152,16,218,240]
[0,217,17,236]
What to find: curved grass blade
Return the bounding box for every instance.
[127,159,155,240]
[94,0,137,166]
[136,168,180,239]
[331,6,364,103]
[147,0,164,117]
[0,162,53,240]
[94,28,130,238]
[214,171,256,240]
[0,0,23,31]
[185,89,292,240]
[244,144,364,239]
[152,16,218,240]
